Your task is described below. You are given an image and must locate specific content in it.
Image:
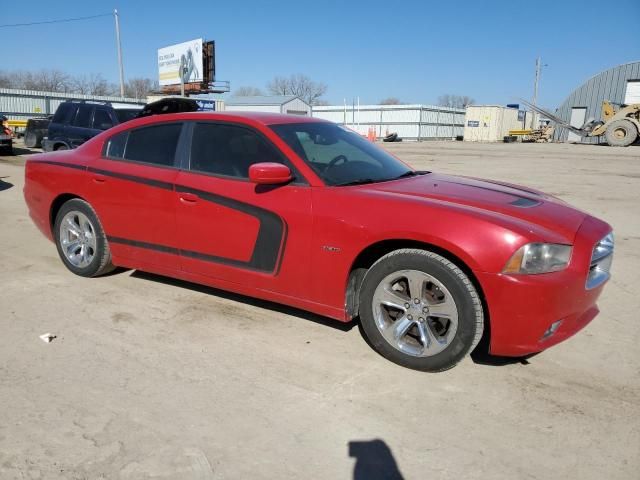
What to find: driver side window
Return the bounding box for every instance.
[190,123,284,179]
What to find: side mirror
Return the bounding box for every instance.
[249,162,293,185]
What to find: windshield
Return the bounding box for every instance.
[114,109,142,123]
[271,122,414,186]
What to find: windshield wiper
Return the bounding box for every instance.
[390,170,429,180]
[334,178,378,186]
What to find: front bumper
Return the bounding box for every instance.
[477,215,612,357]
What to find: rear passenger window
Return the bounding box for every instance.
[52,103,75,124]
[105,131,128,158]
[190,123,284,178]
[73,105,94,128]
[93,109,114,130]
[123,123,182,166]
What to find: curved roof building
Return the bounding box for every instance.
[554,61,640,143]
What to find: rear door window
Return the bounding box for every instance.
[105,131,128,158]
[52,103,75,124]
[122,123,182,166]
[72,105,94,128]
[93,108,114,130]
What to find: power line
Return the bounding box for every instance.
[0,12,112,28]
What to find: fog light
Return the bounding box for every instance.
[542,320,563,340]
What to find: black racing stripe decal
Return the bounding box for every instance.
[108,236,281,273]
[87,166,174,191]
[108,237,179,255]
[41,161,288,274]
[175,185,287,273]
[31,160,87,171]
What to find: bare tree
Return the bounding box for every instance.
[380,97,402,105]
[267,74,327,105]
[124,78,157,100]
[20,69,71,93]
[437,94,475,109]
[71,73,111,96]
[234,86,264,96]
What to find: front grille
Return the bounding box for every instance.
[586,232,614,289]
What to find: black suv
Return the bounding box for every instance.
[42,100,142,152]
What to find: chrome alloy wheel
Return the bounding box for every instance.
[59,211,97,268]
[372,269,459,357]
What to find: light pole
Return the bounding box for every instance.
[114,9,125,97]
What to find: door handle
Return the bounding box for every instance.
[179,192,199,204]
[92,175,106,184]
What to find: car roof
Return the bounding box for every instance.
[141,111,328,126]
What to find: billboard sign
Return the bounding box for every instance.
[158,38,203,86]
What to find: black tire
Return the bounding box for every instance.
[605,119,638,147]
[358,249,484,372]
[53,199,115,277]
[24,131,37,148]
[55,144,69,151]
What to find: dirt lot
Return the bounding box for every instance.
[1,140,639,480]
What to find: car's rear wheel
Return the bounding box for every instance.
[54,199,115,277]
[24,131,37,148]
[358,249,483,372]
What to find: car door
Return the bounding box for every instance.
[174,121,313,297]
[88,122,185,270]
[48,102,76,146]
[92,106,115,132]
[67,104,97,148]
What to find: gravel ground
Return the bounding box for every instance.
[1,140,638,480]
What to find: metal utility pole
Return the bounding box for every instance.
[531,57,547,129]
[114,9,125,97]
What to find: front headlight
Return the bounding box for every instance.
[503,243,572,274]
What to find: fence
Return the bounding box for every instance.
[0,87,145,121]
[311,104,465,141]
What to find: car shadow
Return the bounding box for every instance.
[349,439,404,480]
[471,348,538,366]
[128,270,357,332]
[0,177,13,192]
[11,145,41,156]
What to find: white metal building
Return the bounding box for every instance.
[0,87,144,121]
[225,95,311,116]
[312,104,465,140]
[463,105,526,142]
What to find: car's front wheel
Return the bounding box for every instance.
[359,249,484,372]
[54,199,115,277]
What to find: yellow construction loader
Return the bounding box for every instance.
[521,99,640,147]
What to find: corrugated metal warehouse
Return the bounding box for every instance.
[311,104,465,140]
[225,95,311,115]
[0,87,144,121]
[554,61,640,143]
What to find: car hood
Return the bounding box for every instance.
[360,173,587,242]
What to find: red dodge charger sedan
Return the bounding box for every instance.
[23,111,614,371]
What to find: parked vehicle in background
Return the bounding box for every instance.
[42,100,143,152]
[1,115,12,155]
[23,117,53,149]
[24,111,614,372]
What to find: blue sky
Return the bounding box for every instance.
[3,0,639,107]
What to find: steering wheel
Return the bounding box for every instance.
[327,155,348,169]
